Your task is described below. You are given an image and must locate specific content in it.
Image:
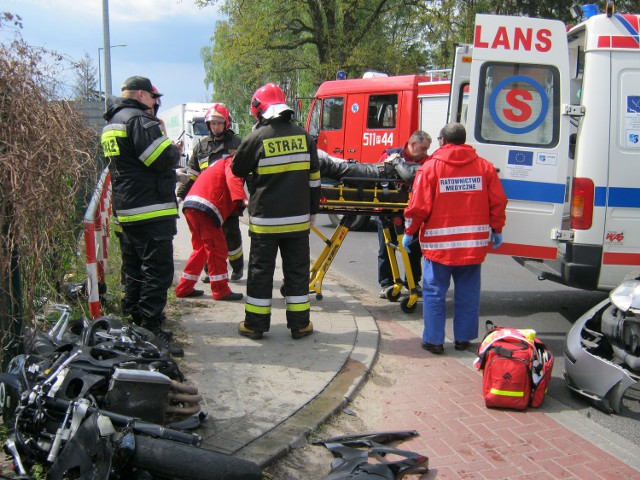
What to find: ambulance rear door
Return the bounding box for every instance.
[465,14,571,260]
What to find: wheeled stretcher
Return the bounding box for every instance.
[310,176,420,313]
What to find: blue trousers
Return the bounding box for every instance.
[421,259,481,345]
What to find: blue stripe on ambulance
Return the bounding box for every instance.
[500,179,565,204]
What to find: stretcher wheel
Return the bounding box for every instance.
[385,286,401,302]
[316,293,323,300]
[400,296,417,313]
[280,284,286,297]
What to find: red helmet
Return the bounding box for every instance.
[250,83,291,120]
[205,103,231,129]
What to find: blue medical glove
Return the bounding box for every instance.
[402,234,412,252]
[491,232,503,249]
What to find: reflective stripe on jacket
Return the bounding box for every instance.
[101,97,180,226]
[231,117,320,238]
[182,157,246,227]
[404,143,507,266]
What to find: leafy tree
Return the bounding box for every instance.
[72,52,99,101]
[198,0,435,135]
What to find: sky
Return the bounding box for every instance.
[1,0,223,110]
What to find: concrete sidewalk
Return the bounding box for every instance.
[172,215,640,477]
[172,215,378,467]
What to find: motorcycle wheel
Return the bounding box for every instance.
[130,435,262,480]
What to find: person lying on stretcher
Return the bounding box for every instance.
[318,150,420,186]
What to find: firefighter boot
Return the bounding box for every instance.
[291,321,314,340]
[238,321,264,340]
[230,267,244,282]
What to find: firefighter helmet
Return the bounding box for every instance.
[205,103,231,129]
[250,83,292,120]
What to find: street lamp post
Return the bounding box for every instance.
[97,44,126,109]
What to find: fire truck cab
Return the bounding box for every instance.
[306,73,450,163]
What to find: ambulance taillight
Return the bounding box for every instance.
[570,177,595,230]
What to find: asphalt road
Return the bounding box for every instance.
[310,215,640,446]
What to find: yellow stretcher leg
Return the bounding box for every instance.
[308,216,353,300]
[379,217,419,313]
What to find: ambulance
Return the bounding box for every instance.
[451,6,640,291]
[306,4,640,291]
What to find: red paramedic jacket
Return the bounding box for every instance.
[182,156,246,227]
[404,143,507,266]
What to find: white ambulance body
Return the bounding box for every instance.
[449,10,640,291]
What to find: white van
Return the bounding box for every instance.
[449,9,640,290]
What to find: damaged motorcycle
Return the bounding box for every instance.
[0,305,262,479]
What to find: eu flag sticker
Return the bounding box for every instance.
[507,150,533,166]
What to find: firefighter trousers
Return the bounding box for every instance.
[244,235,310,332]
[176,209,232,300]
[222,214,244,273]
[120,220,176,329]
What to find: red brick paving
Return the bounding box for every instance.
[370,318,640,479]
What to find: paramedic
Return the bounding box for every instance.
[176,104,245,283]
[377,130,431,298]
[175,155,245,302]
[403,123,507,354]
[101,76,183,357]
[231,83,321,340]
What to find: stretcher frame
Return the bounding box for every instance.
[309,177,420,313]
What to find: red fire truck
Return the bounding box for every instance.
[305,71,451,163]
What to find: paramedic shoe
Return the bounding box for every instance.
[454,341,470,351]
[238,321,263,340]
[178,289,204,298]
[291,322,314,340]
[379,287,390,299]
[230,268,244,282]
[421,342,444,355]
[218,292,243,301]
[201,275,210,284]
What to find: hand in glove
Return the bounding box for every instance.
[490,232,503,249]
[310,214,317,226]
[401,234,412,252]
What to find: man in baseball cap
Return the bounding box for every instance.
[121,76,163,97]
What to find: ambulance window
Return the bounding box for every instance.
[475,62,560,148]
[322,97,344,131]
[367,94,397,129]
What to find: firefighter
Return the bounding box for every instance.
[175,155,245,302]
[231,83,321,340]
[176,104,244,282]
[101,76,183,357]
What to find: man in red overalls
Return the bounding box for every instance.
[175,155,245,301]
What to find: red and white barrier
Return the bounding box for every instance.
[84,167,111,318]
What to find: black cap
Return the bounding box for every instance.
[121,76,163,97]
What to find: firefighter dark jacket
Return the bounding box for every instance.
[176,129,242,199]
[101,97,181,226]
[231,116,320,238]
